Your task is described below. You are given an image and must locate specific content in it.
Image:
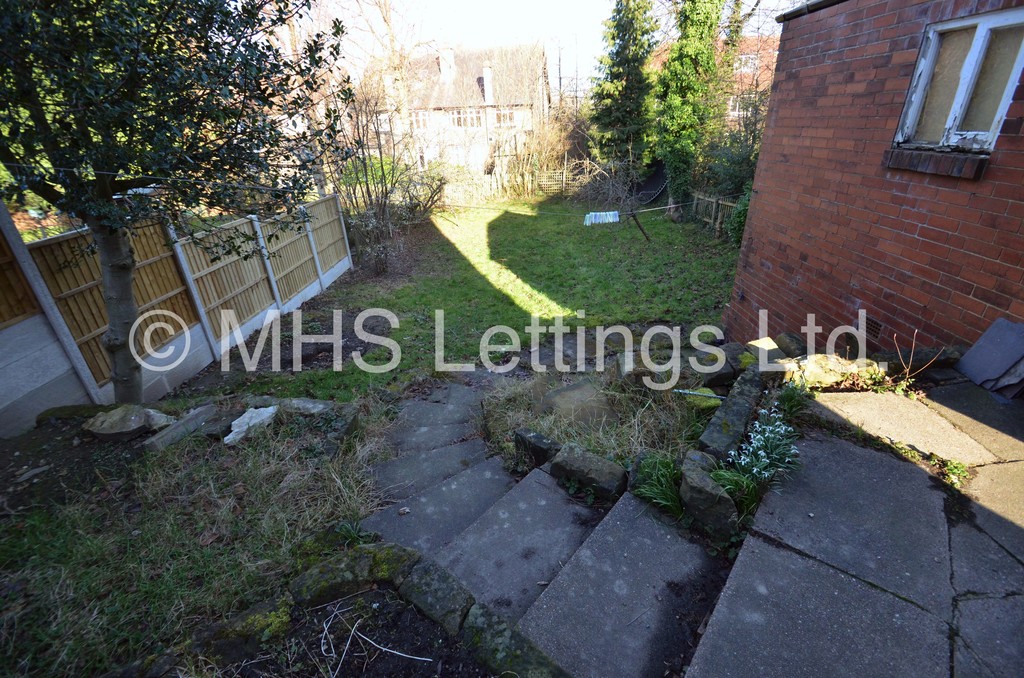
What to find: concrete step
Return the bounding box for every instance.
[517,492,718,678]
[362,456,514,554]
[371,439,490,501]
[387,421,478,454]
[437,468,602,623]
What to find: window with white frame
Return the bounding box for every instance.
[449,108,482,128]
[896,6,1024,152]
[496,108,515,126]
[737,54,758,73]
[412,110,430,130]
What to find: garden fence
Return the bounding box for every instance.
[0,196,351,435]
[693,192,738,237]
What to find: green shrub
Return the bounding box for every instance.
[724,183,751,246]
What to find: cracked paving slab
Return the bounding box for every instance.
[753,435,953,618]
[686,535,949,678]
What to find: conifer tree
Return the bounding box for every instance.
[590,0,657,165]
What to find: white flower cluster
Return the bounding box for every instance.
[726,407,800,486]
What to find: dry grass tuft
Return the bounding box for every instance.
[483,373,716,474]
[0,399,391,677]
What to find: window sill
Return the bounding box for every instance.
[883,148,988,180]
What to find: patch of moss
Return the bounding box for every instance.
[738,352,757,369]
[365,543,420,584]
[238,595,293,642]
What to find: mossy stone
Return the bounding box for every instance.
[289,543,420,607]
[460,604,570,677]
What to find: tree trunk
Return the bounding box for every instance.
[88,216,143,403]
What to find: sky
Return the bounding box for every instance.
[329,0,798,88]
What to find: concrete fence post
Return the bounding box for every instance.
[250,215,283,310]
[0,203,102,404]
[166,224,220,357]
[302,210,325,292]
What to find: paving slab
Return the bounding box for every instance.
[387,421,477,454]
[814,391,998,465]
[954,639,998,678]
[426,382,485,409]
[968,462,1024,563]
[686,536,949,678]
[362,457,514,554]
[753,436,953,618]
[397,399,479,427]
[956,596,1024,678]
[371,439,490,501]
[924,382,1024,462]
[437,468,601,623]
[950,521,1024,596]
[518,493,716,678]
[957,317,1024,386]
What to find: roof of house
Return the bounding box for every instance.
[407,44,547,110]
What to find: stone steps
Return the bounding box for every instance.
[437,468,602,623]
[371,438,489,501]
[362,456,515,554]
[518,492,719,678]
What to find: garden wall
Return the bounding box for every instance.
[724,0,1024,350]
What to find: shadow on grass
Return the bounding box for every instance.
[187,195,737,401]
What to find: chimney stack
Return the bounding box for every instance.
[438,48,456,84]
[482,63,494,105]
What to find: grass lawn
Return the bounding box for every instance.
[0,198,738,676]
[245,198,739,400]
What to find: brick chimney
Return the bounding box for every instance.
[482,63,494,105]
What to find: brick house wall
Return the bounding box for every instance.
[723,0,1024,351]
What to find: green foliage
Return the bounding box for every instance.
[633,454,685,519]
[934,458,969,488]
[590,0,658,165]
[774,380,811,423]
[712,403,802,521]
[724,184,750,246]
[0,0,347,227]
[333,520,376,547]
[694,91,769,198]
[653,0,728,203]
[709,467,760,519]
[0,0,349,401]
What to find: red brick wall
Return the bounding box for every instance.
[724,0,1024,351]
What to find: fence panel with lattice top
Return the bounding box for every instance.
[28,223,198,385]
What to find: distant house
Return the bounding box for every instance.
[726,34,779,121]
[403,45,550,175]
[724,0,1024,350]
[649,33,780,124]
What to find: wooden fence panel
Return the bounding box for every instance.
[264,216,318,304]
[692,193,736,237]
[306,197,348,271]
[28,223,198,385]
[0,231,40,329]
[179,218,275,340]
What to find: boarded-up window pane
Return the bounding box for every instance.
[961,26,1024,131]
[915,28,976,143]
